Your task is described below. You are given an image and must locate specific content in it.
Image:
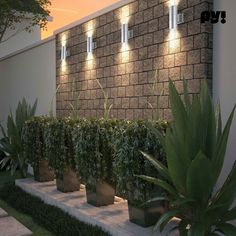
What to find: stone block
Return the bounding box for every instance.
[188,50,201,64]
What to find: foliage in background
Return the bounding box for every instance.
[44,117,79,179]
[113,120,167,206]
[23,116,52,171]
[68,78,80,118]
[49,84,61,118]
[0,183,110,236]
[0,98,37,177]
[96,79,113,120]
[0,0,51,43]
[0,146,6,171]
[148,70,164,120]
[139,80,236,235]
[73,119,118,190]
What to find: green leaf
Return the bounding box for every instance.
[186,152,214,204]
[169,80,187,139]
[0,156,10,169]
[172,198,195,207]
[213,105,236,182]
[221,207,236,222]
[140,151,170,181]
[153,209,179,231]
[141,197,167,207]
[213,161,236,210]
[216,223,236,236]
[165,128,189,194]
[188,224,205,236]
[0,122,7,138]
[136,175,178,197]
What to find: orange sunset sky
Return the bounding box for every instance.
[42,0,120,39]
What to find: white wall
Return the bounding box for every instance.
[0,37,56,131]
[213,0,236,186]
[0,19,41,59]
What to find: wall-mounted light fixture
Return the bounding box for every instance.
[87,36,97,54]
[61,45,66,61]
[61,44,70,61]
[169,0,184,30]
[121,23,133,45]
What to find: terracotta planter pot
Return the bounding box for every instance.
[56,168,80,193]
[128,201,168,227]
[86,182,115,207]
[34,160,54,182]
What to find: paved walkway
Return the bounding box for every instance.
[16,178,179,236]
[0,207,32,236]
[0,216,32,236]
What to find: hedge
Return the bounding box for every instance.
[73,118,122,190]
[23,117,168,205]
[23,116,53,171]
[113,120,168,206]
[44,117,80,179]
[0,183,110,236]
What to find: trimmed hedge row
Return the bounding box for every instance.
[23,117,168,206]
[23,116,52,172]
[114,120,167,205]
[44,117,79,179]
[0,183,111,236]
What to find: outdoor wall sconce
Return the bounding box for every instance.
[61,45,70,61]
[169,0,184,30]
[121,23,133,45]
[87,36,97,54]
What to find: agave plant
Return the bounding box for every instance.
[0,98,37,177]
[138,80,236,235]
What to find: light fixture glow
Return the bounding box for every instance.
[121,6,129,24]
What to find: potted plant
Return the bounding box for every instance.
[0,98,38,178]
[139,80,236,235]
[113,120,168,227]
[44,118,80,192]
[73,118,117,207]
[23,116,54,182]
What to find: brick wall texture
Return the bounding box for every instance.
[56,0,213,120]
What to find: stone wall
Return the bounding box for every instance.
[56,0,213,120]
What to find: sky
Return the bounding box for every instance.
[42,0,119,39]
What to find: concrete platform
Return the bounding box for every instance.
[16,178,179,236]
[0,208,8,217]
[0,216,32,236]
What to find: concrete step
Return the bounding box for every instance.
[0,216,32,236]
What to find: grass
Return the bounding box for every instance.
[0,199,54,236]
[0,171,54,236]
[0,170,22,189]
[0,183,111,236]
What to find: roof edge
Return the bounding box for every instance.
[53,0,134,35]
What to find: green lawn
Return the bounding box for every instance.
[0,170,22,189]
[0,171,54,236]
